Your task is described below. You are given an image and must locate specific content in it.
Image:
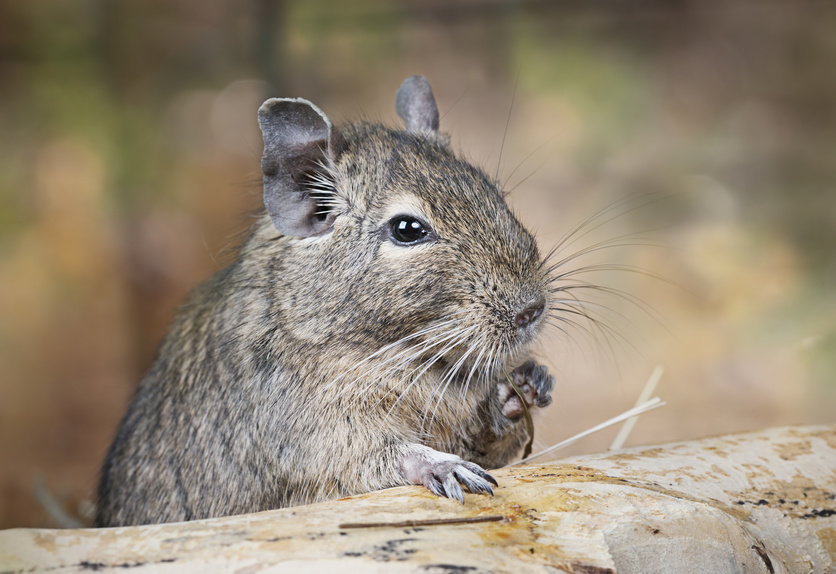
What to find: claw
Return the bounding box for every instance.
[401,445,497,503]
[424,474,445,497]
[454,466,495,496]
[473,466,498,487]
[443,474,465,504]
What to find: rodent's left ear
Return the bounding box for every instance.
[396,75,439,134]
[258,98,346,238]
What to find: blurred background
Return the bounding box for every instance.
[1,0,835,529]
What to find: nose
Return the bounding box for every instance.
[514,297,545,329]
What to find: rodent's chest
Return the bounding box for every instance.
[365,370,493,434]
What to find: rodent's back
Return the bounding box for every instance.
[96,264,274,525]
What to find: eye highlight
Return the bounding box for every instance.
[388,215,433,245]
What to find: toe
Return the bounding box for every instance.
[534,394,552,408]
[463,462,498,487]
[454,466,494,496]
[423,474,445,497]
[442,473,465,504]
[502,394,524,419]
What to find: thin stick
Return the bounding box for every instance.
[505,398,666,466]
[609,365,664,451]
[339,515,504,530]
[34,473,84,529]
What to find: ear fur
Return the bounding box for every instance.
[396,75,439,134]
[258,98,342,238]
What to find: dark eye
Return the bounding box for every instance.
[389,216,431,245]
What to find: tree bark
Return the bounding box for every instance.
[2,424,835,573]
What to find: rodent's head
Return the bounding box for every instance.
[254,76,548,383]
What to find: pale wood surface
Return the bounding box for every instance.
[2,424,835,573]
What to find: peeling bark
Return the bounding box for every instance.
[1,425,834,573]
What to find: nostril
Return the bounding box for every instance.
[514,297,545,329]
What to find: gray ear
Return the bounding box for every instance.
[396,75,439,134]
[257,98,342,237]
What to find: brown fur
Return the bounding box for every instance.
[96,77,553,527]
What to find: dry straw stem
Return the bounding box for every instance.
[2,425,835,573]
[502,365,535,459]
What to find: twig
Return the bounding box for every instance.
[505,398,666,466]
[502,366,534,459]
[339,515,504,529]
[34,473,84,529]
[610,365,664,450]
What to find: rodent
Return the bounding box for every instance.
[96,75,555,527]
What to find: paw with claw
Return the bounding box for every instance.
[499,359,554,421]
[400,444,498,503]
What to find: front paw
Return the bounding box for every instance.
[499,359,554,420]
[400,445,498,504]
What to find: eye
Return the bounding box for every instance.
[388,215,432,245]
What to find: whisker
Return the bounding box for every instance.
[495,68,520,183]
[502,136,558,194]
[547,261,676,287]
[422,337,482,435]
[547,192,672,262]
[548,305,632,345]
[504,157,550,196]
[313,311,474,403]
[348,319,480,422]
[458,337,488,402]
[551,283,671,334]
[374,324,480,417]
[543,234,665,275]
[338,323,478,415]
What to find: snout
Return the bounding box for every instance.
[514,296,546,330]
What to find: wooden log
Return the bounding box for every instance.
[2,424,834,573]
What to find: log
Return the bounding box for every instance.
[2,424,834,573]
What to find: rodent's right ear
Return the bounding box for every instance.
[396,75,439,134]
[257,98,345,238]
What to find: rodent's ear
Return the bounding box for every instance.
[257,98,345,238]
[396,75,439,134]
